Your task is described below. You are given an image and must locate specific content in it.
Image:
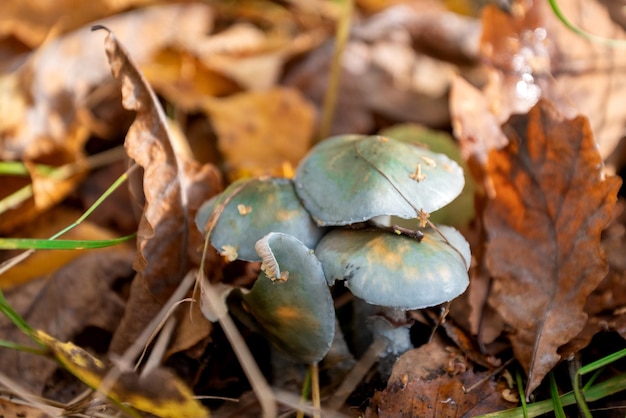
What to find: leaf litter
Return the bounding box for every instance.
[1,0,626,416]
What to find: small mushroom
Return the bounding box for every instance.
[228,232,335,364]
[315,225,470,310]
[195,177,324,261]
[294,135,465,226]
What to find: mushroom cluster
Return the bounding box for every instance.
[196,134,471,362]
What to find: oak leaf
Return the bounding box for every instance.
[484,99,621,396]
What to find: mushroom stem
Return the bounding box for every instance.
[370,215,391,227]
[370,307,413,356]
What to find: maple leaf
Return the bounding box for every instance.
[484,99,621,397]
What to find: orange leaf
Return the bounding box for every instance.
[484,99,621,396]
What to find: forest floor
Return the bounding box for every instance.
[1,0,626,417]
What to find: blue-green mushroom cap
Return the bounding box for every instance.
[294,135,465,226]
[315,226,470,310]
[236,232,336,364]
[196,177,324,261]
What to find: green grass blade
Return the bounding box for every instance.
[0,234,135,250]
[0,165,135,276]
[549,372,566,418]
[296,366,312,418]
[0,289,35,337]
[51,165,136,240]
[548,0,626,47]
[572,375,591,417]
[516,368,528,417]
[475,373,626,417]
[0,163,79,215]
[0,161,56,176]
[0,184,34,214]
[570,349,626,418]
[579,348,626,376]
[583,368,604,392]
[0,339,48,355]
[0,147,127,218]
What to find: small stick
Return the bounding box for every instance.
[311,363,321,418]
[318,0,353,140]
[327,338,387,411]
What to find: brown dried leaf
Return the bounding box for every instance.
[142,48,241,111]
[484,99,621,396]
[100,27,186,295]
[0,250,133,395]
[1,3,213,161]
[195,23,294,91]
[0,133,88,235]
[450,75,508,197]
[559,200,626,355]
[366,341,513,417]
[97,28,221,352]
[165,300,212,361]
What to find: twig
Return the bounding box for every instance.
[326,337,387,411]
[318,0,353,140]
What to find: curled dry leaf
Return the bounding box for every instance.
[484,99,621,396]
[97,27,221,352]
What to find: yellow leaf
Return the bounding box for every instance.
[34,330,106,390]
[33,330,209,418]
[203,87,315,180]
